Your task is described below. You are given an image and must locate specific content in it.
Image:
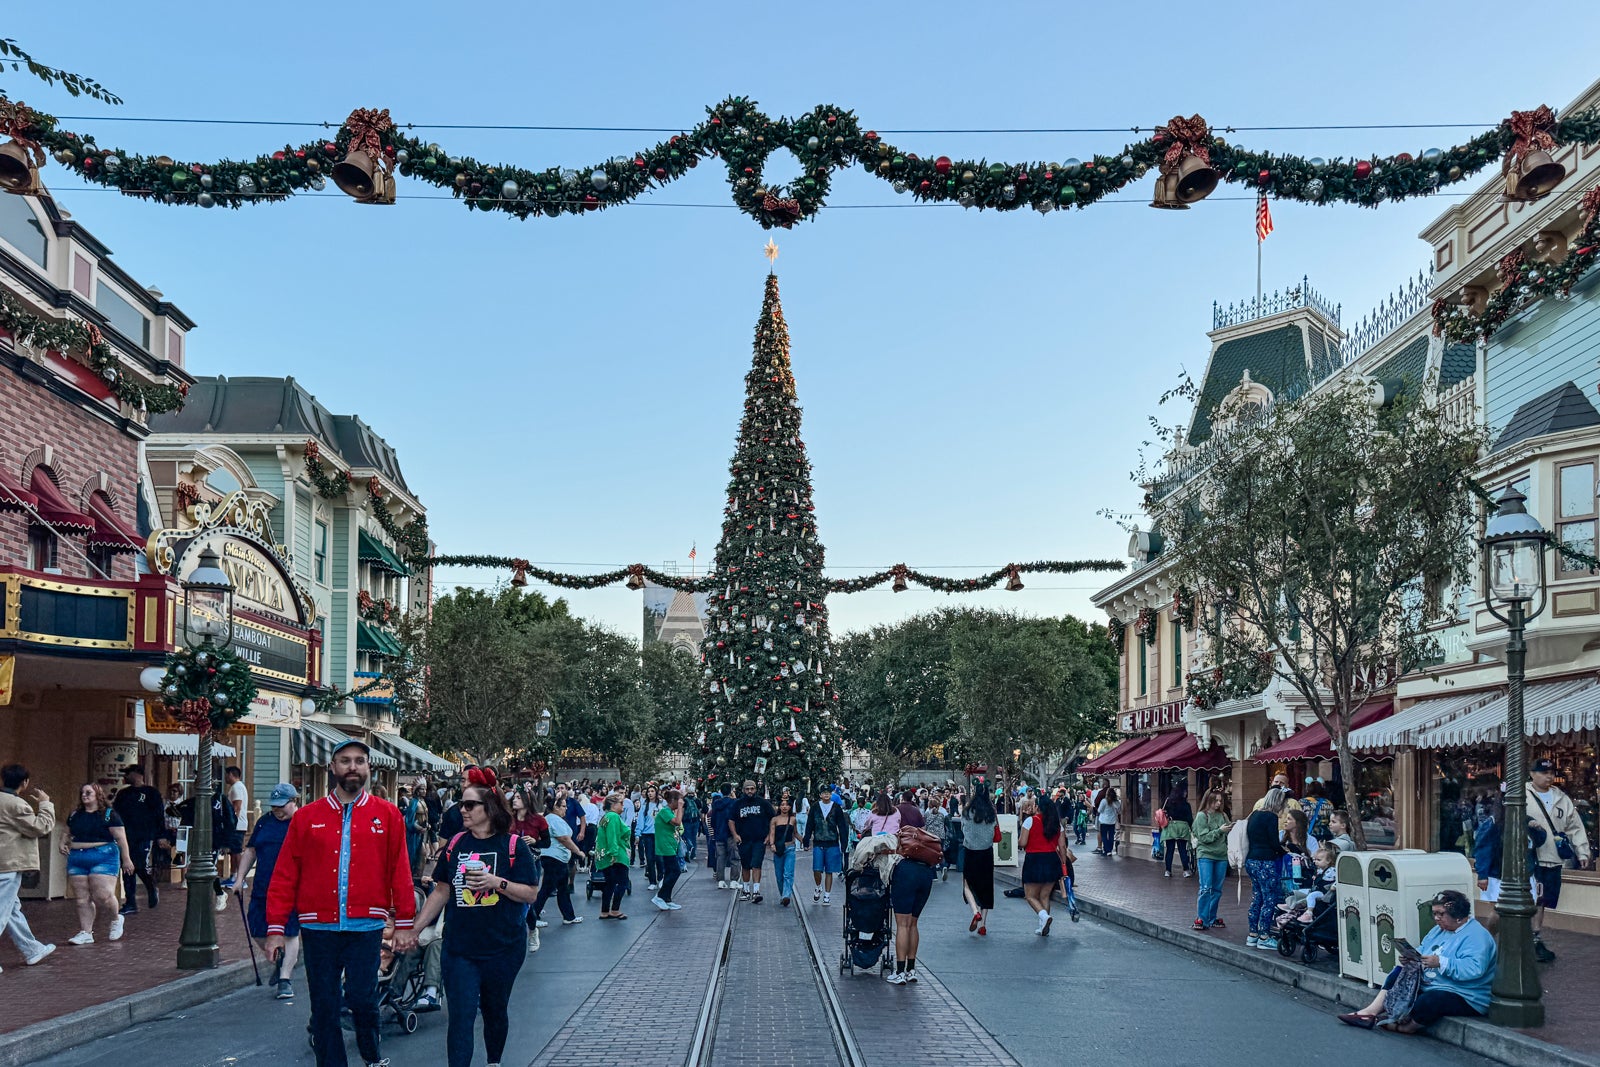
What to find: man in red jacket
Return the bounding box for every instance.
[266,738,413,1067]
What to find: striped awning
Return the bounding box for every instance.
[358,528,410,576]
[357,621,404,659]
[1349,690,1496,750]
[1414,678,1600,749]
[370,732,458,775]
[292,720,398,768]
[135,714,236,758]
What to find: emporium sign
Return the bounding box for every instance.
[1120,700,1186,734]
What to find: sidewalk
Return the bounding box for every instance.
[0,885,255,1035]
[1062,846,1600,1063]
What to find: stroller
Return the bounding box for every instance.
[1273,889,1339,964]
[838,863,894,976]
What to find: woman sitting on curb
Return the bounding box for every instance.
[1338,890,1496,1034]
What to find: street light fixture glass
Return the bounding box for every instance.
[536,708,552,737]
[1484,487,1548,610]
[183,547,235,646]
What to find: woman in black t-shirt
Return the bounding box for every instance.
[60,783,133,946]
[405,771,538,1067]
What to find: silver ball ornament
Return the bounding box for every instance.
[1306,178,1325,200]
[199,173,213,189]
[590,169,609,191]
[197,192,215,208]
[501,179,519,199]
[1421,148,1443,163]
[237,175,256,195]
[1307,157,1327,169]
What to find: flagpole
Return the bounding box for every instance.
[1256,232,1263,317]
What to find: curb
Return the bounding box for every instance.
[0,959,256,1067]
[995,869,1599,1067]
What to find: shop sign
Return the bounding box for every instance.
[242,689,304,730]
[177,532,295,620]
[145,701,257,736]
[175,605,310,685]
[89,737,141,791]
[1120,699,1186,734]
[148,491,314,627]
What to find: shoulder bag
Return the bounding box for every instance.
[1530,791,1578,862]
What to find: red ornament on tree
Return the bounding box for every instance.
[325,143,339,156]
[1258,169,1272,186]
[934,156,952,175]
[1354,160,1373,180]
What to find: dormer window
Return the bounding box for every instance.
[1214,369,1274,433]
[95,282,150,350]
[0,195,47,268]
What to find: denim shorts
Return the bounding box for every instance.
[67,843,120,877]
[812,844,842,873]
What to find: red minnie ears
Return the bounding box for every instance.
[466,767,499,790]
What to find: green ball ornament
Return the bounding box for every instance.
[1057,186,1077,205]
[171,172,188,187]
[987,163,1006,179]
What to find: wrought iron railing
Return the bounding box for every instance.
[1212,275,1341,330]
[1333,267,1435,367]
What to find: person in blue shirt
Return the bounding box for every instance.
[234,783,301,1000]
[1339,890,1496,1033]
[708,790,737,888]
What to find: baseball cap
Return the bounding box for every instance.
[1532,758,1555,774]
[330,736,370,758]
[269,783,298,807]
[122,765,146,779]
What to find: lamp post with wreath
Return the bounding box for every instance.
[139,547,259,970]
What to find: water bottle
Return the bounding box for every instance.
[1290,854,1304,883]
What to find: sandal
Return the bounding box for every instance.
[614,913,628,920]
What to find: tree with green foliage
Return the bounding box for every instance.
[694,272,843,794]
[834,611,959,786]
[1140,379,1485,847]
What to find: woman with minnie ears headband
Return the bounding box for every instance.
[402,768,540,1067]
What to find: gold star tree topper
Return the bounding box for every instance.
[763,238,779,266]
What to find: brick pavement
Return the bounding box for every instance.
[0,884,253,1034]
[527,866,734,1067]
[1062,848,1600,1058]
[708,867,842,1067]
[795,867,1018,1067]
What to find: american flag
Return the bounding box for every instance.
[688,544,697,561]
[1256,194,1274,242]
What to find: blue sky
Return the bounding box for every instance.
[9,6,1600,640]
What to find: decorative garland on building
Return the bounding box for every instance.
[301,447,430,562]
[1432,184,1600,344]
[1172,587,1198,627]
[155,644,260,733]
[13,96,1600,229]
[0,288,186,412]
[303,441,350,498]
[357,590,396,625]
[1106,616,1127,652]
[1135,606,1160,645]
[421,555,1123,594]
[1185,653,1274,712]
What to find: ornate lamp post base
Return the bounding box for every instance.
[177,729,220,970]
[1487,904,1544,1028]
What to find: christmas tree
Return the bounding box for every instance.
[695,269,843,794]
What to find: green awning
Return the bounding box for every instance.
[292,720,398,769]
[357,620,403,658]
[358,528,410,576]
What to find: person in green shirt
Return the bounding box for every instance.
[652,789,685,911]
[595,793,631,920]
[1191,787,1234,930]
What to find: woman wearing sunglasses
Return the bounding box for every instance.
[402,769,539,1067]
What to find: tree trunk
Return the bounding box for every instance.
[1336,715,1367,851]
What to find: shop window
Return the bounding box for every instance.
[94,283,151,350]
[207,468,241,496]
[1127,771,1152,825]
[26,527,56,570]
[88,545,115,578]
[0,195,47,267]
[1353,760,1396,848]
[1156,770,1184,807]
[1170,618,1182,689]
[1433,752,1504,856]
[314,520,328,583]
[1137,639,1147,696]
[1194,768,1233,815]
[1556,460,1597,577]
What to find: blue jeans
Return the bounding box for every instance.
[0,872,47,959]
[1196,857,1226,926]
[1245,859,1282,936]
[683,819,701,858]
[773,847,795,900]
[301,928,383,1067]
[442,944,524,1067]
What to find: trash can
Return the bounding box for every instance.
[1336,849,1426,985]
[994,814,1019,868]
[1367,851,1473,983]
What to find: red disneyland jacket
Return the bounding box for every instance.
[265,791,416,934]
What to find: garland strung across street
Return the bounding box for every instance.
[420,554,1123,594]
[0,287,186,413]
[5,95,1599,228]
[1432,184,1600,344]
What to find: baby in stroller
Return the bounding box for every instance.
[1272,846,1339,963]
[1281,845,1337,920]
[377,883,441,1031]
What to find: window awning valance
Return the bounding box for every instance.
[86,493,143,553]
[358,528,410,576]
[1252,702,1395,763]
[292,719,399,769]
[27,470,94,533]
[1349,690,1496,750]
[1413,678,1599,749]
[357,620,403,658]
[370,732,458,775]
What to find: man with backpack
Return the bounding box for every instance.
[708,789,737,888]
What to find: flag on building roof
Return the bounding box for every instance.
[1256,194,1274,242]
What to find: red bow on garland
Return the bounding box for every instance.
[304,439,320,461]
[344,107,395,170]
[83,322,103,351]
[1504,106,1558,172]
[1154,115,1213,168]
[178,697,214,732]
[762,193,802,226]
[368,476,383,499]
[0,99,46,167]
[1496,249,1527,286]
[1581,186,1600,227]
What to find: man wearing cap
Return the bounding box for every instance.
[112,765,165,914]
[266,738,413,1067]
[1527,757,1592,962]
[235,783,301,999]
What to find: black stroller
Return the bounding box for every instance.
[838,863,894,976]
[1275,889,1339,964]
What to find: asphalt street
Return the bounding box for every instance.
[30,853,1502,1067]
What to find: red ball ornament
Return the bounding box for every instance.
[1354,160,1373,180]
[190,163,204,174]
[710,117,722,126]
[934,156,953,175]
[654,167,667,179]
[634,157,647,169]
[1395,152,1414,164]
[917,180,930,192]
[827,115,839,126]
[582,194,598,208]
[324,143,338,156]
[1258,169,1271,186]
[295,149,307,159]
[272,151,287,161]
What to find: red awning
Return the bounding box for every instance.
[1127,728,1231,771]
[0,467,36,513]
[27,470,94,533]
[1084,732,1173,774]
[1252,701,1395,764]
[1077,735,1148,774]
[86,493,142,552]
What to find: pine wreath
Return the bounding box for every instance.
[157,644,259,733]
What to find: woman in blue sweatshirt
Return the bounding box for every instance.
[1338,890,1496,1033]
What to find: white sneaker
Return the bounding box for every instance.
[813,888,821,902]
[647,883,658,891]
[563,916,583,925]
[717,880,729,890]
[68,930,94,946]
[109,916,125,941]
[885,970,907,984]
[651,896,670,911]
[24,944,55,965]
[536,920,549,929]
[214,891,228,913]
[667,902,683,910]
[822,892,831,906]
[528,930,540,952]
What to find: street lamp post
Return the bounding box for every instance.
[174,548,235,970]
[1481,486,1548,1028]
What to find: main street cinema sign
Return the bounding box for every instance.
[148,490,321,694]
